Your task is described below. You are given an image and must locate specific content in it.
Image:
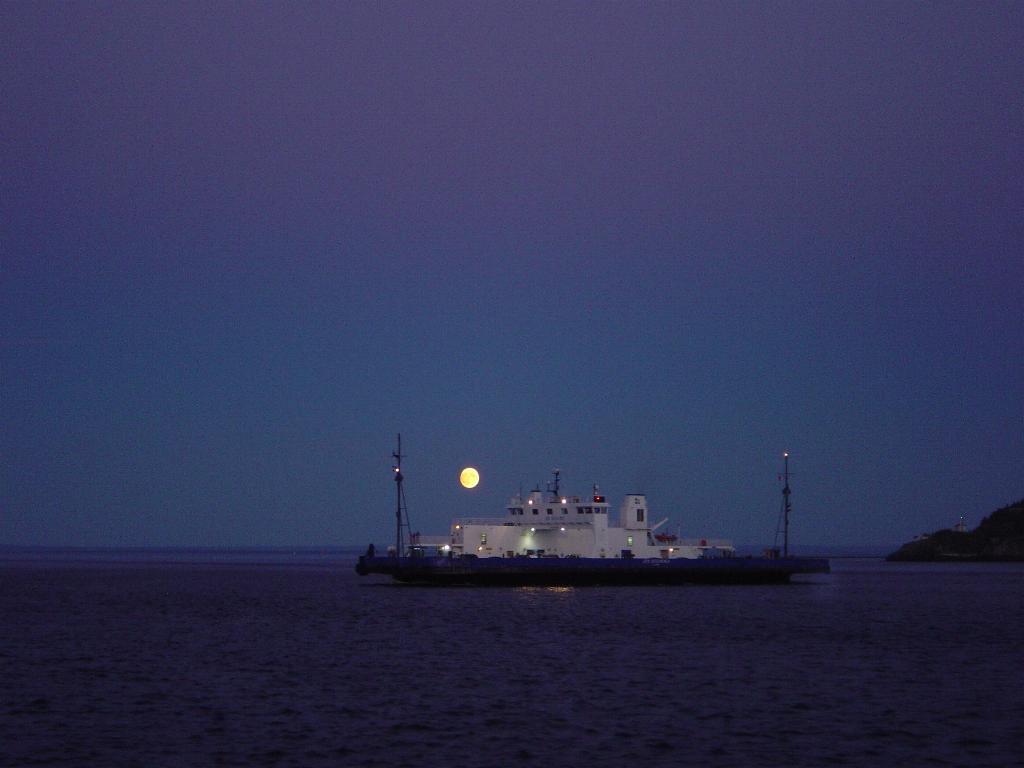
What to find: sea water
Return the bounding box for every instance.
[1,552,1021,767]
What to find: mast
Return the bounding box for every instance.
[393,434,407,557]
[782,451,791,558]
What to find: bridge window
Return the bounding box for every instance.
[637,509,645,522]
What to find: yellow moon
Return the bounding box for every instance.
[459,467,480,489]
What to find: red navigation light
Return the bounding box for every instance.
[593,495,605,503]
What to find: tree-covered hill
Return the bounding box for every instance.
[887,498,1024,561]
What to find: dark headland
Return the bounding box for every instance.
[887,498,1024,562]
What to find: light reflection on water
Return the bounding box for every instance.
[515,585,576,594]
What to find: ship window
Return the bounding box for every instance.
[576,507,583,514]
[547,508,553,515]
[533,508,538,515]
[637,509,645,522]
[480,533,487,544]
[561,507,567,515]
[585,506,592,514]
[627,535,634,546]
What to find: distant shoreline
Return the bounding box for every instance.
[0,546,363,567]
[887,499,1024,562]
[0,543,897,564]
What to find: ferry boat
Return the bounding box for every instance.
[355,437,830,586]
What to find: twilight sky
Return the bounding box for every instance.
[2,2,1021,548]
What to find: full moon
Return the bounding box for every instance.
[459,467,480,489]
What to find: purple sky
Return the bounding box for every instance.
[3,2,1021,548]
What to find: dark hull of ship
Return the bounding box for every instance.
[355,554,830,586]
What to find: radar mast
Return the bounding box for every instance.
[392,434,411,557]
[782,452,791,557]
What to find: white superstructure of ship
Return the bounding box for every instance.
[413,470,735,561]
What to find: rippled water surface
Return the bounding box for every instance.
[1,555,1021,767]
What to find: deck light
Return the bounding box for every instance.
[560,527,566,531]
[530,527,535,532]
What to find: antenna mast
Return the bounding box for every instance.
[392,434,410,557]
[782,451,791,557]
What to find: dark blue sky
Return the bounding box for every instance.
[3,2,1021,548]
